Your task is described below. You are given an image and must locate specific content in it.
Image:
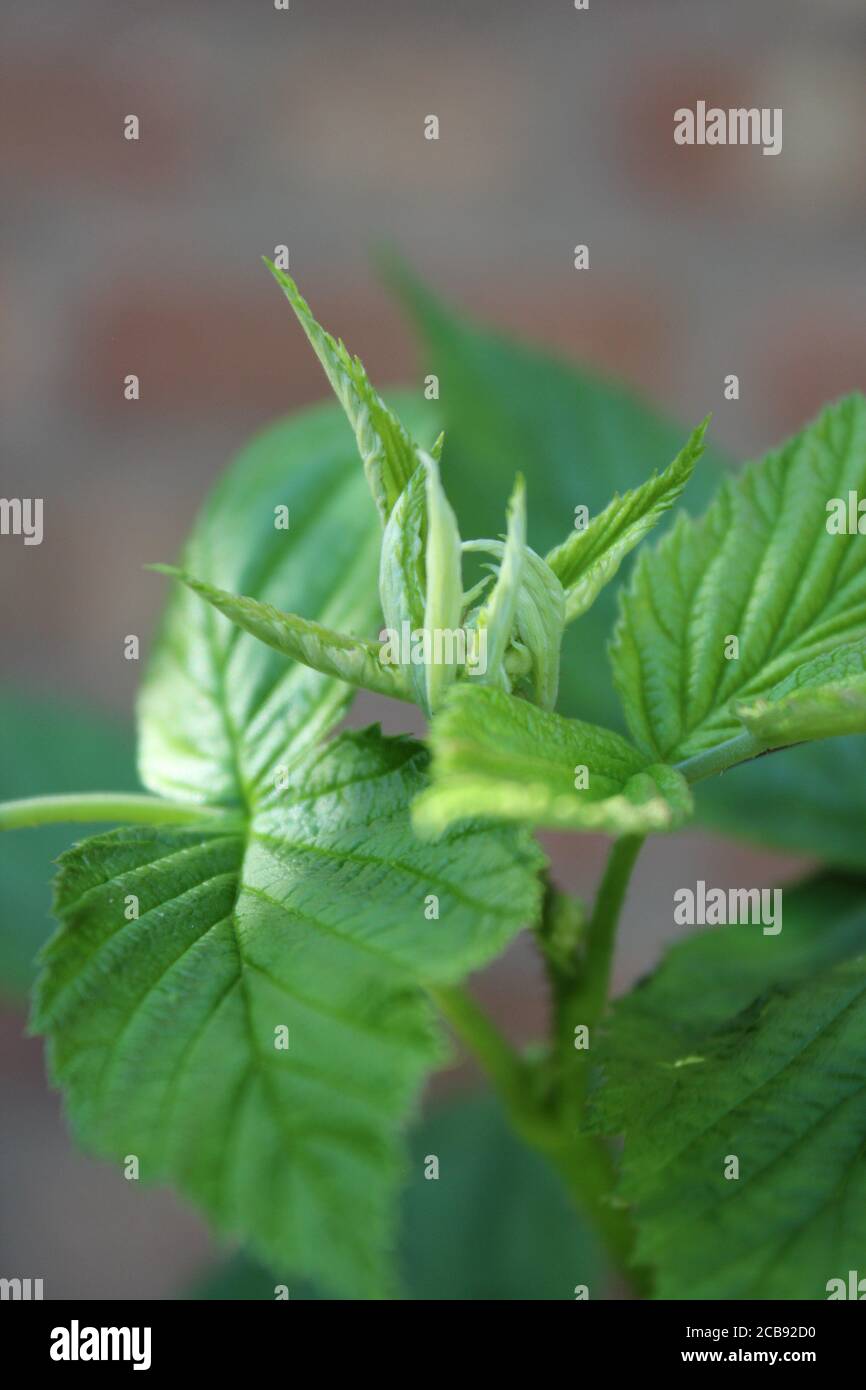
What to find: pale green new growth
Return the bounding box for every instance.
[151,566,414,703]
[547,419,708,624]
[414,684,692,836]
[267,261,420,523]
[377,454,466,715]
[421,450,464,712]
[464,540,566,709]
[467,475,526,690]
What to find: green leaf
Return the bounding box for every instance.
[386,267,866,868]
[379,465,428,710]
[420,451,464,713]
[465,541,565,709]
[185,1092,607,1301]
[546,419,708,624]
[735,637,866,747]
[267,262,422,522]
[386,259,727,724]
[468,475,526,690]
[139,397,428,807]
[32,391,543,1298]
[152,566,412,703]
[377,454,465,714]
[413,684,692,836]
[388,266,866,865]
[34,729,542,1299]
[593,875,866,1299]
[0,692,135,998]
[612,394,866,766]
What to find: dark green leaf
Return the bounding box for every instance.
[184,1092,607,1301]
[594,874,866,1299]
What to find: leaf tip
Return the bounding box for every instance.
[146,562,183,579]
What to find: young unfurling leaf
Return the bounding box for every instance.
[463,541,565,709]
[267,261,423,523]
[467,475,526,691]
[378,453,464,715]
[422,451,464,713]
[546,419,708,624]
[150,566,413,703]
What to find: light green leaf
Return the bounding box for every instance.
[386,258,727,724]
[546,420,708,624]
[151,566,412,704]
[186,1091,607,1301]
[267,262,421,522]
[510,546,566,711]
[421,450,464,712]
[413,684,692,836]
[593,876,866,1299]
[736,637,866,747]
[467,475,526,690]
[612,394,866,765]
[378,466,428,710]
[34,729,542,1299]
[140,397,428,807]
[466,541,565,709]
[377,454,464,715]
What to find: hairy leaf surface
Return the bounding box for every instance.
[469,476,526,690]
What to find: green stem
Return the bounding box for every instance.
[576,834,646,1031]
[431,958,649,1292]
[675,730,767,784]
[0,793,239,832]
[428,984,557,1148]
[543,1132,649,1292]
